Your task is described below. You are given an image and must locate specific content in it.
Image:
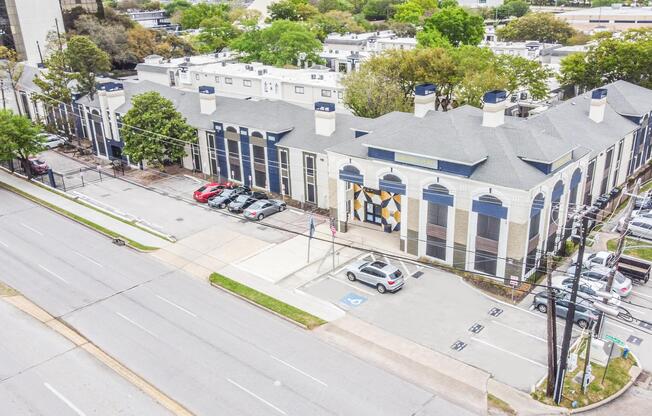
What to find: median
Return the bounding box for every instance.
[209,273,326,329]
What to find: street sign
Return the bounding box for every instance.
[509,276,520,287]
[605,335,625,348]
[330,218,337,237]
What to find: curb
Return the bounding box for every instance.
[209,282,309,330]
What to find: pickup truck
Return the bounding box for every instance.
[615,254,651,284]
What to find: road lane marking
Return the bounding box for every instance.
[116,312,157,338]
[471,337,547,368]
[21,223,43,236]
[633,291,652,300]
[226,378,287,415]
[38,265,69,284]
[0,239,7,247]
[44,382,87,416]
[327,275,377,296]
[156,295,197,317]
[604,321,635,333]
[73,251,103,268]
[270,355,328,387]
[491,320,562,348]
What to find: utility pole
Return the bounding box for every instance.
[580,320,594,394]
[0,78,5,109]
[553,212,591,404]
[545,254,558,397]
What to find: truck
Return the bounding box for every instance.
[615,254,651,284]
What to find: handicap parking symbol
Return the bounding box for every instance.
[340,292,367,308]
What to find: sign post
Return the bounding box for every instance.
[601,335,625,385]
[330,218,337,270]
[307,215,315,263]
[509,276,519,303]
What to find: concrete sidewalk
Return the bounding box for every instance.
[0,169,167,249]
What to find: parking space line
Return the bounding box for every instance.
[38,265,69,284]
[156,295,197,317]
[604,321,635,334]
[399,260,412,276]
[288,209,304,216]
[333,265,347,275]
[327,275,377,296]
[0,239,7,248]
[633,291,652,300]
[471,337,546,368]
[270,355,328,387]
[491,320,562,348]
[44,382,87,416]
[226,378,287,415]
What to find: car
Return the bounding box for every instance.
[193,182,234,203]
[618,210,652,232]
[550,274,621,307]
[39,133,67,149]
[572,251,614,268]
[532,291,599,329]
[243,199,287,220]
[207,186,250,209]
[345,260,405,293]
[634,195,652,210]
[626,216,652,240]
[28,157,49,175]
[566,265,632,297]
[227,191,268,213]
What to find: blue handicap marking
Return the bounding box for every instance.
[340,292,367,308]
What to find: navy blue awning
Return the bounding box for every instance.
[423,189,454,206]
[339,170,364,185]
[473,199,507,219]
[379,179,406,195]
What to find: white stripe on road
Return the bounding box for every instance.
[633,291,652,300]
[0,239,7,247]
[226,378,287,415]
[44,382,87,416]
[270,355,328,387]
[73,251,103,268]
[604,320,635,334]
[38,265,69,284]
[327,275,377,296]
[21,223,43,236]
[116,312,157,338]
[491,320,562,348]
[471,337,547,368]
[399,260,412,276]
[156,295,197,317]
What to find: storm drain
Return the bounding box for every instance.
[176,217,184,222]
[469,323,484,334]
[411,271,424,279]
[488,307,503,317]
[451,340,467,352]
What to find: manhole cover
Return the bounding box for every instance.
[627,335,643,346]
[176,217,184,222]
[639,321,652,331]
[451,340,467,352]
[469,323,484,334]
[488,307,503,317]
[412,271,424,279]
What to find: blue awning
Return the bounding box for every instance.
[423,189,454,206]
[472,199,507,219]
[339,170,364,185]
[379,179,406,195]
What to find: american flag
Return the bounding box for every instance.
[330,219,337,237]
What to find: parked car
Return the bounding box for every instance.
[39,133,67,149]
[345,260,405,293]
[617,210,652,232]
[532,291,599,329]
[627,216,652,240]
[208,186,250,209]
[227,191,268,213]
[243,199,286,220]
[28,158,49,175]
[550,274,621,307]
[566,265,632,297]
[572,251,614,268]
[193,182,234,203]
[634,194,652,210]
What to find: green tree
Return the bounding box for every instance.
[393,0,438,24]
[0,110,45,178]
[494,0,529,19]
[268,0,318,21]
[420,6,484,46]
[497,13,576,43]
[230,20,323,66]
[342,65,413,118]
[0,46,24,116]
[310,11,364,40]
[363,0,399,20]
[195,16,241,53]
[177,3,230,29]
[33,51,76,135]
[65,36,111,100]
[73,14,134,68]
[316,0,353,13]
[495,54,552,100]
[163,0,191,16]
[121,92,196,168]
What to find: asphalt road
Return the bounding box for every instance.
[0,298,170,415]
[0,189,469,416]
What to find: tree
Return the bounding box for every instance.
[121,92,196,168]
[229,8,262,27]
[0,47,24,116]
[65,36,111,100]
[497,13,576,44]
[342,65,413,118]
[495,55,552,101]
[309,11,364,40]
[393,0,438,25]
[494,0,529,19]
[176,3,230,29]
[73,14,133,68]
[0,110,45,178]
[33,51,75,135]
[363,0,399,20]
[420,6,484,46]
[316,0,354,13]
[268,0,318,21]
[195,16,241,53]
[230,20,323,67]
[163,0,191,16]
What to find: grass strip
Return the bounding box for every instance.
[487,394,516,416]
[607,237,652,261]
[0,182,159,251]
[209,273,326,329]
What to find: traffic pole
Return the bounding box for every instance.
[581,320,594,394]
[545,254,558,397]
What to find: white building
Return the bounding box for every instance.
[124,9,176,30]
[485,41,561,61]
[458,0,503,8]
[558,5,652,33]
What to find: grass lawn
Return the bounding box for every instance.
[209,273,326,329]
[607,238,652,261]
[487,394,516,415]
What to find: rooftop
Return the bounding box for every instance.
[559,6,652,16]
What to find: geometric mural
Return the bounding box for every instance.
[353,184,401,233]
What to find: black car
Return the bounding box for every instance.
[227,191,268,213]
[208,186,251,209]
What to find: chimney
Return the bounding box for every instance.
[482,90,507,128]
[589,88,608,123]
[199,85,216,115]
[314,101,336,136]
[98,82,125,112]
[414,83,436,118]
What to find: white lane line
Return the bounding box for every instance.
[116,312,157,338]
[38,265,69,284]
[604,321,635,334]
[327,275,377,296]
[471,337,546,368]
[288,209,304,215]
[156,295,197,317]
[0,239,8,248]
[491,320,562,348]
[334,265,347,275]
[21,222,43,236]
[73,251,103,268]
[226,378,287,415]
[44,382,87,416]
[270,355,328,387]
[633,291,652,300]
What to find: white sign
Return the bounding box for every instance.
[509,276,520,288]
[568,353,578,372]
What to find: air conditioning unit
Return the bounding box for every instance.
[318,75,324,80]
[258,70,264,75]
[311,74,316,79]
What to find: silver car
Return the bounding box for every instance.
[243,199,286,220]
[345,260,405,293]
[566,265,632,297]
[39,133,67,149]
[627,216,652,240]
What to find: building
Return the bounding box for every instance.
[124,9,177,31]
[16,64,652,281]
[0,0,64,63]
[558,5,652,33]
[59,0,98,13]
[458,0,503,8]
[485,41,561,61]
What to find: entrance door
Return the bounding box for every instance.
[364,202,382,225]
[110,145,122,161]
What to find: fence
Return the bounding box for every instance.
[33,166,118,192]
[0,159,27,176]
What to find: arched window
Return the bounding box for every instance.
[547,180,564,253]
[225,127,241,181]
[474,194,504,275]
[526,193,545,274]
[251,131,264,139]
[425,184,451,261]
[383,173,402,183]
[251,131,266,188]
[225,126,239,140]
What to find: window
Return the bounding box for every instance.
[529,211,541,240]
[215,76,219,83]
[295,86,304,94]
[20,93,31,120]
[252,145,266,188]
[206,132,218,177]
[279,148,291,196]
[583,159,596,205]
[428,204,447,227]
[477,215,500,241]
[475,250,497,275]
[600,147,613,195]
[225,77,233,85]
[365,202,382,224]
[195,74,200,81]
[304,153,316,204]
[243,79,252,87]
[321,89,331,97]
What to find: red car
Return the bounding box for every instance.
[193,182,235,203]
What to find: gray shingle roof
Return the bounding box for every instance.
[603,80,652,117]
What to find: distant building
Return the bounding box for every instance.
[59,0,98,13]
[124,9,176,31]
[458,0,503,8]
[0,0,64,63]
[485,41,561,61]
[558,5,652,33]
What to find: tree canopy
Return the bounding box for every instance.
[66,35,112,99]
[393,0,438,25]
[418,5,484,47]
[497,13,576,44]
[175,2,230,29]
[121,92,196,168]
[194,16,241,53]
[268,0,319,21]
[0,110,45,177]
